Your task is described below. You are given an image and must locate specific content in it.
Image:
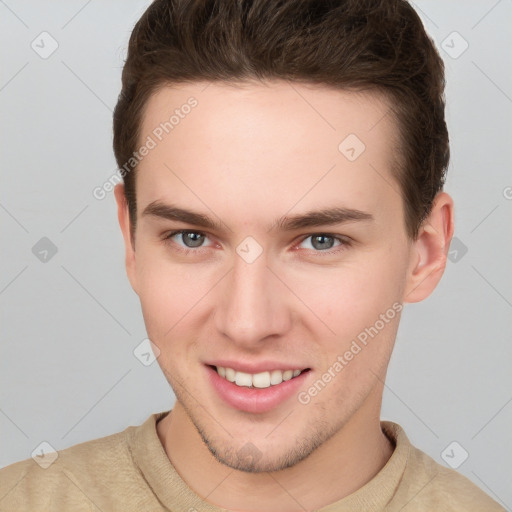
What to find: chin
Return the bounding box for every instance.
[194,415,339,473]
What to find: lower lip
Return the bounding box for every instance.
[206,365,310,414]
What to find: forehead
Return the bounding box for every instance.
[136,80,402,231]
[141,80,396,150]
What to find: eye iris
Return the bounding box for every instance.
[183,232,204,248]
[312,235,334,250]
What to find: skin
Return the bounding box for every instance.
[114,80,454,511]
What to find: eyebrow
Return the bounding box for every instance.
[142,202,225,231]
[142,201,373,232]
[271,206,373,231]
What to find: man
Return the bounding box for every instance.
[0,0,505,510]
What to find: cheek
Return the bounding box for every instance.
[136,252,193,337]
[135,249,219,357]
[301,261,403,404]
[298,252,406,335]
[288,246,408,392]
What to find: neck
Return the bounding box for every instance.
[157,395,394,511]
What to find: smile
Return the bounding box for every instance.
[214,366,307,388]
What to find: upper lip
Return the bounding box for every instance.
[206,360,311,374]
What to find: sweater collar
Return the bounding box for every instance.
[129,411,409,512]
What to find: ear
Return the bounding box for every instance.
[114,184,138,295]
[404,191,455,303]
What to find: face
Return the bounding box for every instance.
[118,80,422,472]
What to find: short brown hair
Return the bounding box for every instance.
[113,0,449,240]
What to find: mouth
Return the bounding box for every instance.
[210,365,310,388]
[205,364,311,413]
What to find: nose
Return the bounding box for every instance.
[214,250,293,349]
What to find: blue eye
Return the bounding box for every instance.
[163,230,350,256]
[299,234,344,252]
[165,230,213,252]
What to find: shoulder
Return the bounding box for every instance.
[384,422,505,511]
[0,420,149,511]
[408,446,503,510]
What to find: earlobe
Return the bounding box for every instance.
[404,192,455,303]
[114,184,138,294]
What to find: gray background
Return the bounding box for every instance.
[1,0,511,508]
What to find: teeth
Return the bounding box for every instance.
[270,370,283,385]
[215,366,305,388]
[252,372,270,388]
[225,367,236,382]
[282,370,293,381]
[235,371,252,387]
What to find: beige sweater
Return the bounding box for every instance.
[0,411,505,511]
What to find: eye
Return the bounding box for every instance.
[164,230,214,252]
[297,234,349,253]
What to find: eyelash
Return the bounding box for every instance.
[162,230,352,257]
